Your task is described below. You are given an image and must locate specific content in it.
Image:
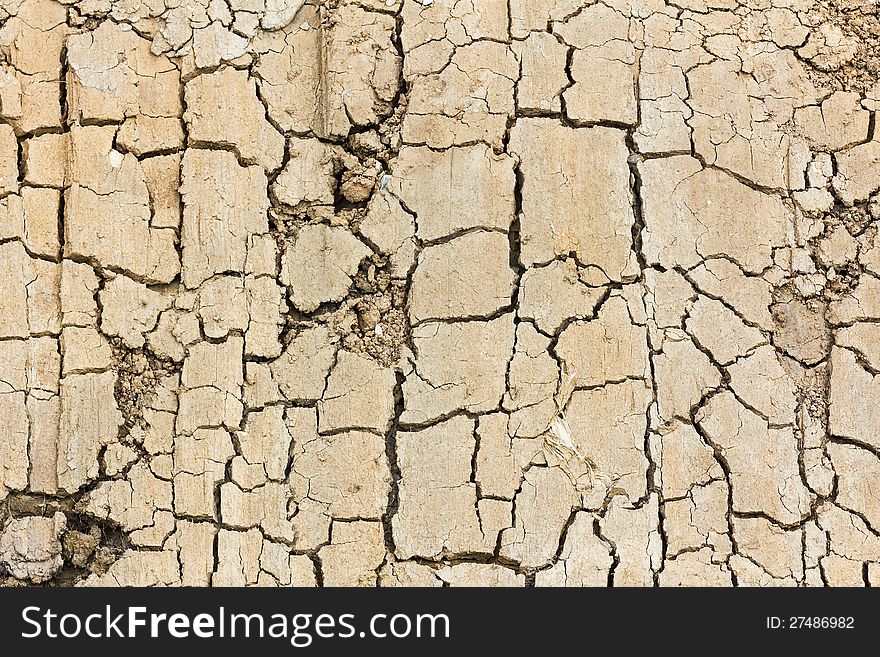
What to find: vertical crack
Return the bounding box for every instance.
[381,371,405,557]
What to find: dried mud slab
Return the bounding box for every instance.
[1,0,879,588]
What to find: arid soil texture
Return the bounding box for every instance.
[1,0,880,587]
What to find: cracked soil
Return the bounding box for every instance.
[1,0,880,587]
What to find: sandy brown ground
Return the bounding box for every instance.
[0,0,879,587]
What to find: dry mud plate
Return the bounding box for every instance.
[1,0,879,588]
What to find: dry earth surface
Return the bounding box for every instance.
[1,0,880,587]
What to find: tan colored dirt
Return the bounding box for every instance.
[1,0,879,587]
